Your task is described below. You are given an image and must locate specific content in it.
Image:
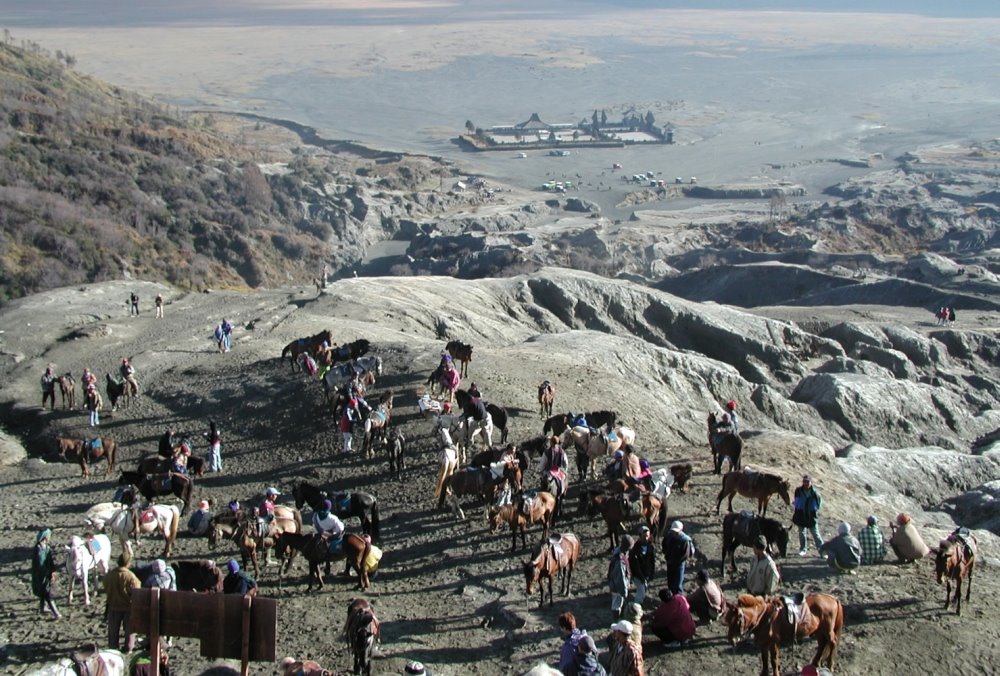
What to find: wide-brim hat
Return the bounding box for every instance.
[610,619,634,635]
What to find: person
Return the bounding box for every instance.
[538,435,567,497]
[80,367,97,400]
[441,362,460,403]
[204,419,222,472]
[661,521,694,594]
[188,500,212,536]
[155,293,163,319]
[41,366,57,411]
[793,474,823,556]
[214,323,225,353]
[607,535,633,620]
[607,619,644,676]
[650,589,695,647]
[467,389,491,437]
[279,656,330,676]
[572,412,589,429]
[32,528,60,619]
[128,639,172,676]
[724,400,740,435]
[120,357,139,396]
[858,515,886,564]
[687,569,725,624]
[746,534,781,595]
[948,307,956,324]
[620,602,644,647]
[221,318,234,352]
[713,413,735,448]
[467,382,482,400]
[312,500,345,541]
[340,401,357,454]
[347,373,371,418]
[889,512,930,563]
[130,291,139,316]
[222,559,257,595]
[568,633,606,676]
[262,487,280,521]
[158,429,176,457]
[86,382,102,427]
[104,552,140,651]
[171,438,191,474]
[557,612,587,674]
[819,522,862,573]
[143,558,177,590]
[628,526,656,606]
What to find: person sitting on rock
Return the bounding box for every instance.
[819,522,862,574]
[889,512,930,563]
[858,515,886,565]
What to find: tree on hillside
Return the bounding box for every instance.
[601,110,608,126]
[592,110,599,128]
[465,120,475,133]
[645,111,655,129]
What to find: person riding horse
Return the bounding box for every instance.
[713,412,737,449]
[467,395,492,441]
[119,357,139,397]
[539,436,568,498]
[617,445,646,513]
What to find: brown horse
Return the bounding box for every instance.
[489,492,557,551]
[345,598,380,676]
[446,340,473,377]
[57,373,76,409]
[438,461,522,520]
[724,593,844,676]
[562,426,624,481]
[275,531,372,591]
[211,507,303,579]
[537,381,556,419]
[523,532,581,607]
[281,329,333,370]
[56,436,117,478]
[708,411,743,474]
[716,470,791,517]
[932,530,977,615]
[581,489,665,549]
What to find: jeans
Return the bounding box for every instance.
[107,608,134,651]
[207,442,222,472]
[342,431,353,453]
[666,562,686,594]
[223,333,232,351]
[798,524,824,551]
[89,410,99,426]
[634,578,650,604]
[611,592,626,614]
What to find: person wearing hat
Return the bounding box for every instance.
[858,515,886,564]
[889,512,931,563]
[661,520,695,594]
[570,633,607,676]
[31,528,60,619]
[607,619,643,676]
[403,661,431,675]
[262,487,280,519]
[467,382,482,400]
[223,559,257,596]
[41,366,57,411]
[143,558,177,591]
[628,526,656,605]
[607,535,634,621]
[120,356,139,397]
[724,400,740,435]
[746,534,781,595]
[650,588,695,648]
[313,499,345,541]
[793,474,823,556]
[85,378,103,427]
[104,552,139,650]
[819,522,862,573]
[188,499,212,536]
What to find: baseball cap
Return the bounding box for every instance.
[579,634,598,654]
[670,520,683,532]
[610,620,634,635]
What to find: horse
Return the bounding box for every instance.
[84,501,126,530]
[580,489,665,549]
[455,389,510,444]
[489,491,557,551]
[537,381,556,419]
[724,592,844,676]
[522,532,581,607]
[281,329,333,370]
[543,410,617,437]
[331,339,372,365]
[118,469,194,515]
[438,462,522,520]
[132,559,225,592]
[715,470,791,517]
[932,530,977,615]
[345,598,380,676]
[105,373,133,411]
[470,446,530,474]
[55,436,117,478]
[211,509,303,579]
[137,451,205,478]
[57,372,76,409]
[708,411,743,474]
[539,469,569,523]
[65,534,112,606]
[386,427,406,481]
[361,393,394,459]
[446,339,473,377]
[275,531,371,591]
[457,414,495,456]
[323,360,379,403]
[106,503,181,557]
[720,511,789,576]
[29,646,126,676]
[292,482,381,541]
[561,426,624,481]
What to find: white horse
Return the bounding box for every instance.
[562,425,624,479]
[106,503,181,557]
[650,467,674,501]
[434,413,465,462]
[65,534,112,606]
[613,425,636,446]
[84,501,125,530]
[354,355,383,377]
[460,414,494,454]
[25,648,126,676]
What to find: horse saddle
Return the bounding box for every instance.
[87,438,103,451]
[781,593,810,630]
[331,493,352,513]
[522,491,537,515]
[371,409,388,424]
[950,528,976,558]
[548,540,566,564]
[71,642,109,676]
[734,511,756,541]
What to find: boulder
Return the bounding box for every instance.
[564,197,600,214]
[0,429,26,466]
[849,344,916,380]
[821,322,890,353]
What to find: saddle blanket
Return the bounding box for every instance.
[140,509,158,525]
[331,493,352,513]
[88,438,103,450]
[325,535,345,555]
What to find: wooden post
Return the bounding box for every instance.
[241,593,252,676]
[149,587,161,676]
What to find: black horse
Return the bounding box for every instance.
[720,511,789,576]
[118,469,194,515]
[331,339,371,365]
[542,410,618,436]
[470,445,530,473]
[387,427,406,481]
[455,389,509,444]
[105,373,128,411]
[292,481,381,541]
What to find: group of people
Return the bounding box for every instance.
[934,306,957,325]
[41,358,140,425]
[127,292,164,318]
[214,319,235,353]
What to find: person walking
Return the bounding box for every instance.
[221,318,234,352]
[155,293,163,319]
[103,552,140,651]
[204,419,223,472]
[661,521,695,594]
[41,366,57,411]
[746,535,781,595]
[557,612,587,675]
[129,292,139,317]
[607,620,644,676]
[32,528,60,619]
[858,515,887,565]
[628,526,656,606]
[793,474,824,556]
[819,522,863,574]
[607,535,633,621]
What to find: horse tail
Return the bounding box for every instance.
[370,500,381,541]
[281,343,291,360]
[181,477,193,515]
[657,498,668,535]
